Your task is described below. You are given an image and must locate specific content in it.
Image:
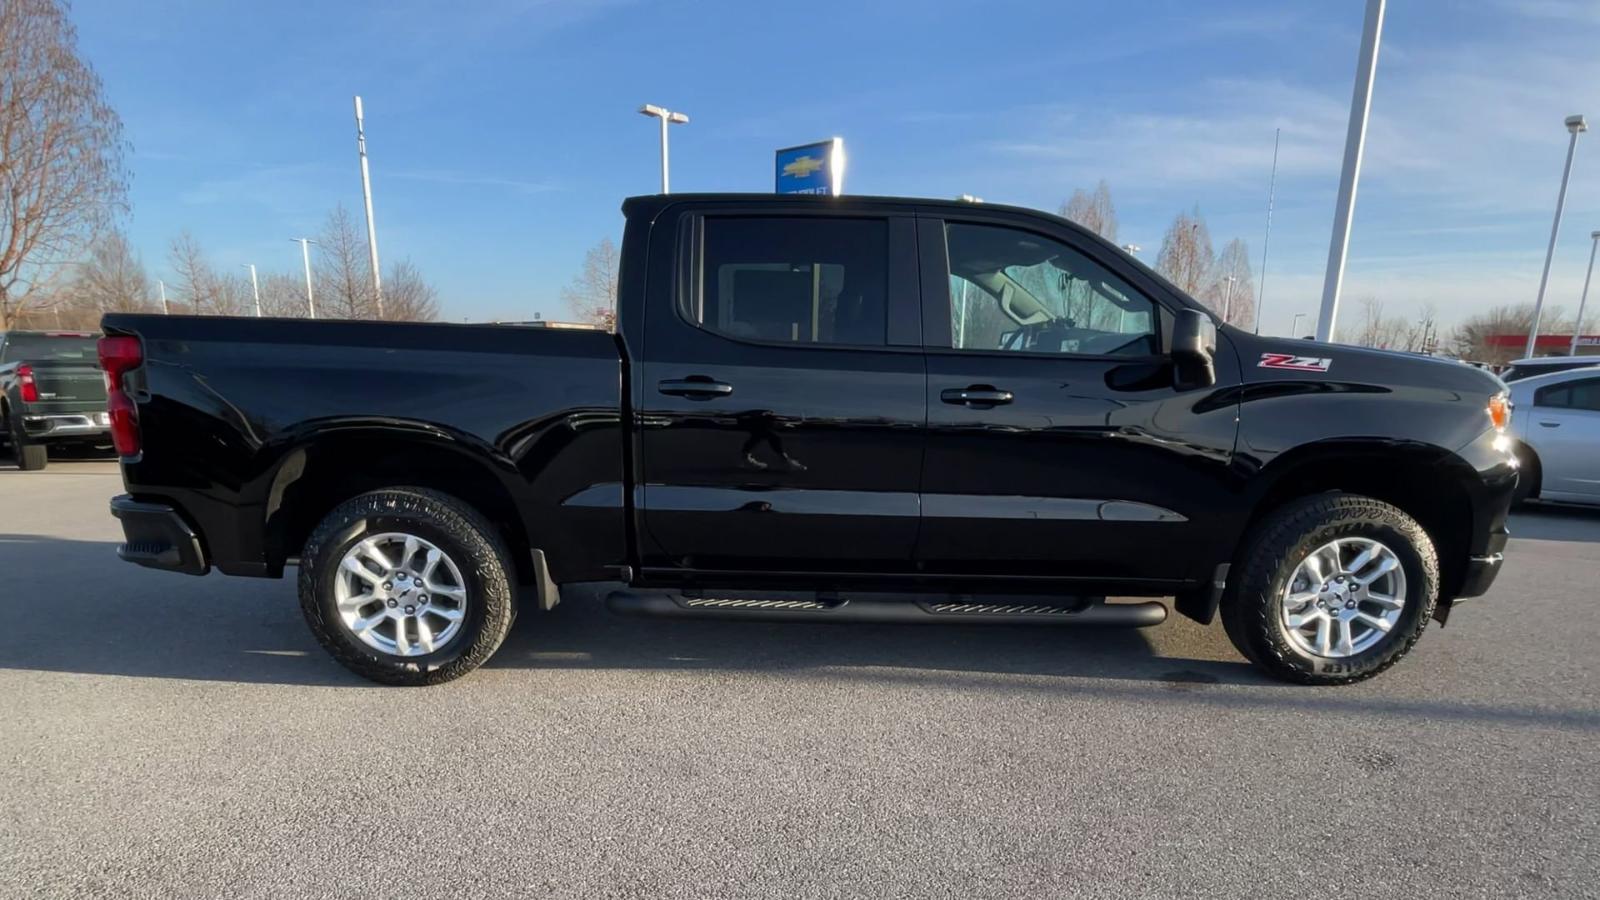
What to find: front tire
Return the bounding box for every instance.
[1221,492,1438,685]
[299,488,516,686]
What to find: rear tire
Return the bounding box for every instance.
[299,488,516,686]
[1221,492,1437,685]
[7,415,46,470]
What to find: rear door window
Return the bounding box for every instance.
[689,217,888,347]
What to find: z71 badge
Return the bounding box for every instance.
[1258,352,1332,373]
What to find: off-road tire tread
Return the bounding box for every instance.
[299,487,514,686]
[1220,492,1438,686]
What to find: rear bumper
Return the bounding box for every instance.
[110,495,209,575]
[21,411,111,441]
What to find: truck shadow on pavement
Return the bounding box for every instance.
[5,530,1600,733]
[0,532,1257,690]
[1509,504,1600,543]
[493,585,1259,687]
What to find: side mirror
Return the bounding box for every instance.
[1172,309,1217,390]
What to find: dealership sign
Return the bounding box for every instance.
[775,138,845,195]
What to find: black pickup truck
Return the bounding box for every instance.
[0,330,111,470]
[101,194,1516,686]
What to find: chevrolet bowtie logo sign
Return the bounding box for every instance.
[775,138,844,196]
[781,155,826,179]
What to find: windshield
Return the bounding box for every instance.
[2,334,100,364]
[1502,360,1599,382]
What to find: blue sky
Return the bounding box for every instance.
[72,0,1600,332]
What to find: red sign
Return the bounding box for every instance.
[1483,334,1600,349]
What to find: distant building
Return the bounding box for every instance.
[1482,334,1600,358]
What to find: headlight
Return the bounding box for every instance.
[1488,393,1510,431]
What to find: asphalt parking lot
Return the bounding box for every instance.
[3,456,1598,899]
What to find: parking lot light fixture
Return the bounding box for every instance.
[639,104,690,194]
[242,264,261,317]
[1572,230,1600,356]
[290,238,319,319]
[1527,114,1588,358]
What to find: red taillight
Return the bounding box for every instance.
[97,336,143,456]
[17,364,38,402]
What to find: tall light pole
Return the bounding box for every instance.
[1222,275,1238,324]
[1527,115,1589,359]
[291,238,317,319]
[1255,127,1280,334]
[1315,0,1385,343]
[1291,312,1307,337]
[638,104,689,193]
[1571,230,1600,356]
[158,279,170,315]
[353,96,383,318]
[242,264,261,317]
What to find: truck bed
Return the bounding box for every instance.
[101,313,627,582]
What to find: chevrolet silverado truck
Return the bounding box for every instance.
[0,330,111,471]
[100,194,1516,686]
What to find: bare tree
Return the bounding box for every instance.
[0,0,129,328]
[382,259,439,322]
[561,237,619,328]
[1060,180,1118,243]
[1206,238,1255,328]
[1444,303,1574,364]
[259,272,310,318]
[165,231,231,315]
[1155,207,1213,297]
[315,204,377,319]
[1400,303,1439,354]
[65,228,151,314]
[1339,296,1411,349]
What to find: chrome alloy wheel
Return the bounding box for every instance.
[1279,537,1407,659]
[333,532,468,657]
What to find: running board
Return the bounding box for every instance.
[604,591,1167,627]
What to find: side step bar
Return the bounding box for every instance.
[604,591,1167,627]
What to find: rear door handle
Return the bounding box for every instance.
[658,378,733,399]
[1539,421,1561,428]
[941,386,1014,406]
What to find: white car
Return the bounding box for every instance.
[1500,355,1600,382]
[1507,366,1600,505]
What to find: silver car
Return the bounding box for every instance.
[1508,366,1600,505]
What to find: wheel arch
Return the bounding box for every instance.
[1180,439,1480,625]
[1247,441,1475,600]
[260,425,538,585]
[1512,439,1542,501]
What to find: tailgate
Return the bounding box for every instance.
[25,362,107,410]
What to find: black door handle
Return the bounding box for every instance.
[941,386,1014,406]
[1539,421,1561,428]
[658,378,733,399]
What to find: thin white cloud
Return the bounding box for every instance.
[177,163,328,213]
[1495,0,1600,25]
[388,170,560,195]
